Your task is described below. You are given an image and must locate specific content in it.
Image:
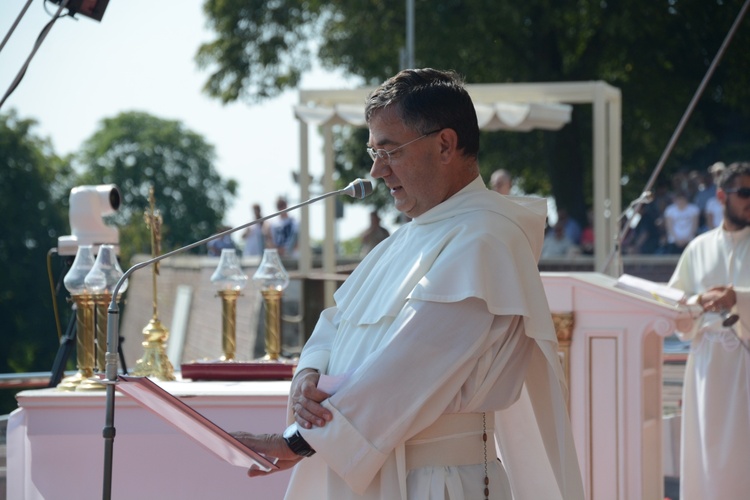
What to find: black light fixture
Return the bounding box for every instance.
[48,0,110,22]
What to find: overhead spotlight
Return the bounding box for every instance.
[57,184,121,256]
[48,0,110,22]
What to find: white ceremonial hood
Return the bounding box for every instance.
[334,176,552,341]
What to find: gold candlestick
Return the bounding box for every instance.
[93,292,112,372]
[76,292,112,391]
[252,249,289,361]
[133,186,175,380]
[78,243,129,390]
[218,289,241,361]
[261,289,283,360]
[57,293,96,391]
[210,248,248,361]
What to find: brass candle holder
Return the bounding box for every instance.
[58,293,96,390]
[210,248,248,361]
[253,249,290,361]
[218,289,241,361]
[77,243,129,391]
[58,245,96,391]
[133,186,175,380]
[92,292,112,374]
[260,289,283,360]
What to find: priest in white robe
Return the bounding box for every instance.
[234,68,583,500]
[669,161,750,500]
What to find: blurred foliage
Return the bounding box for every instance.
[75,111,239,266]
[0,111,71,413]
[199,0,750,227]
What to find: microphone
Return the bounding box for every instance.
[632,190,653,205]
[99,178,374,498]
[342,178,374,199]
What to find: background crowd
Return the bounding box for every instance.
[539,162,727,258]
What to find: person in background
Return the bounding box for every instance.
[242,203,265,257]
[663,190,700,254]
[556,207,582,245]
[669,161,750,499]
[206,225,236,256]
[704,162,726,231]
[231,68,583,499]
[489,168,512,195]
[359,210,390,257]
[693,162,722,233]
[541,221,579,258]
[579,209,594,255]
[268,197,299,258]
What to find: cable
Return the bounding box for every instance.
[0,0,71,110]
[0,0,34,55]
[47,248,63,341]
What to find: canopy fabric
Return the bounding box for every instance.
[294,101,572,131]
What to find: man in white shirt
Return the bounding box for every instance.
[233,68,583,500]
[669,161,750,499]
[664,191,700,253]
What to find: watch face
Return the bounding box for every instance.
[283,423,298,439]
[283,422,315,457]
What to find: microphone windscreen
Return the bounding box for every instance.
[345,179,374,199]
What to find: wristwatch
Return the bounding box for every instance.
[283,423,316,457]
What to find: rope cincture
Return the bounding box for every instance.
[483,412,489,500]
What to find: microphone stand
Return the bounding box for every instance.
[100,179,372,499]
[600,192,652,276]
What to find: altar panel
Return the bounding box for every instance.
[7,381,291,500]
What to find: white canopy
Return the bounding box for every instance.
[295,81,621,305]
[294,101,573,131]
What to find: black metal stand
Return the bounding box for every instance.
[48,311,76,387]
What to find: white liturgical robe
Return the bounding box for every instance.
[285,177,583,499]
[669,225,750,500]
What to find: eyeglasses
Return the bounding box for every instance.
[366,129,442,163]
[724,187,750,199]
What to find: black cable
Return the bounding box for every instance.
[0,0,71,110]
[0,0,34,54]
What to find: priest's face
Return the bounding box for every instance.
[721,174,750,230]
[367,107,452,218]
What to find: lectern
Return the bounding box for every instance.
[542,272,696,500]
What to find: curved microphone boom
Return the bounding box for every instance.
[100,178,373,499]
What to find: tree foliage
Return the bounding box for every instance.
[0,111,69,410]
[197,0,750,226]
[75,111,239,265]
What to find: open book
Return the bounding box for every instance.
[614,274,686,306]
[115,375,278,472]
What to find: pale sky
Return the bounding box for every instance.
[0,0,375,244]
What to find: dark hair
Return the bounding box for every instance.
[365,68,480,158]
[718,161,750,190]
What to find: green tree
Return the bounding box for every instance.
[197,0,750,227]
[0,110,70,412]
[75,111,239,265]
